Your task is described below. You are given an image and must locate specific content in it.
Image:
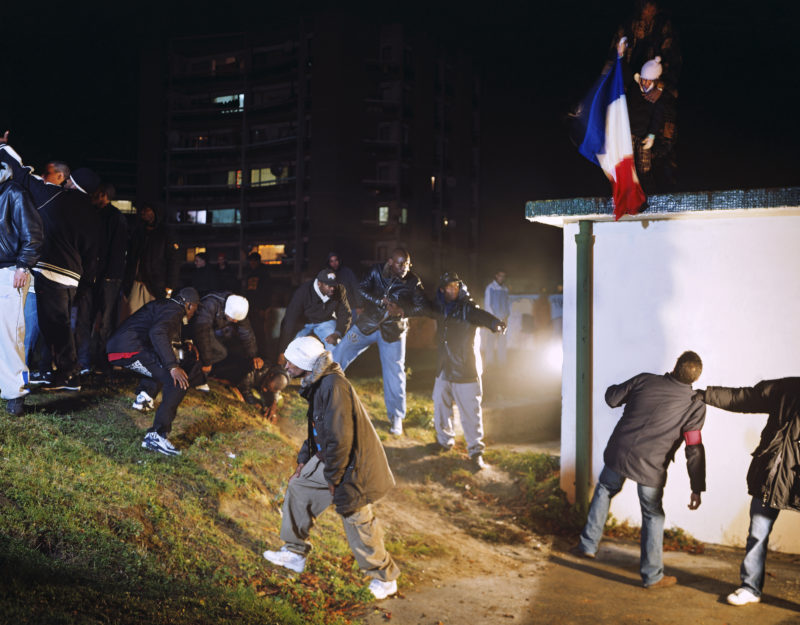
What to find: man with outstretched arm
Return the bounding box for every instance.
[571,351,706,589]
[695,378,800,606]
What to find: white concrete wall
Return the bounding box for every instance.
[560,214,800,552]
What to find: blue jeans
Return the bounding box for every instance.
[579,465,666,586]
[24,290,51,373]
[294,319,338,345]
[332,325,406,425]
[740,496,780,596]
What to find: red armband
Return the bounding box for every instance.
[683,430,702,446]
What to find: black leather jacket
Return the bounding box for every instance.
[434,285,503,383]
[355,262,430,342]
[0,167,43,270]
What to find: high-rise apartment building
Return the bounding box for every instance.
[138,14,481,294]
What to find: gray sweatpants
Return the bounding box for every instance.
[433,374,485,457]
[279,456,400,582]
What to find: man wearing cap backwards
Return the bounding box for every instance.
[106,287,203,456]
[0,133,99,392]
[190,291,263,402]
[279,269,351,357]
[434,273,506,470]
[332,248,429,436]
[263,336,400,600]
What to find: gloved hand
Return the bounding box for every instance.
[642,134,655,150]
[617,37,627,58]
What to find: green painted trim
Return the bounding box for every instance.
[575,220,593,515]
[525,187,800,220]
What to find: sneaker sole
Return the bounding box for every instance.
[142,441,181,456]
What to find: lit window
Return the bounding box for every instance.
[116,200,135,214]
[214,94,244,113]
[378,206,389,225]
[400,207,408,224]
[227,170,242,188]
[253,244,285,264]
[213,209,239,224]
[251,167,288,186]
[186,246,206,262]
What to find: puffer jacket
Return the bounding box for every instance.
[106,297,186,370]
[191,291,257,365]
[0,164,43,270]
[297,350,395,516]
[434,284,503,383]
[704,378,800,511]
[355,262,430,342]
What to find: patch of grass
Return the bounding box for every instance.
[485,449,584,535]
[386,531,449,559]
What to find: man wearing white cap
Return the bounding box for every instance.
[190,291,263,401]
[263,336,400,600]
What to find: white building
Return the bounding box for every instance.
[526,187,800,552]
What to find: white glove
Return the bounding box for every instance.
[617,37,627,58]
[642,134,655,150]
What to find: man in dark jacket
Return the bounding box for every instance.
[573,351,706,589]
[0,139,99,391]
[75,182,128,374]
[433,272,505,469]
[123,203,178,315]
[332,248,429,436]
[263,336,400,600]
[326,251,361,313]
[279,269,351,356]
[106,287,202,456]
[190,292,262,400]
[695,378,800,606]
[0,160,43,415]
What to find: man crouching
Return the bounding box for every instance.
[263,336,400,600]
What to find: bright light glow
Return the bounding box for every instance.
[544,339,563,372]
[254,244,285,264]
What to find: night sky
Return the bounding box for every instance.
[1,0,798,289]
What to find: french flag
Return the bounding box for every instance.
[574,56,646,220]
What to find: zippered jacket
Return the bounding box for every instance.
[704,378,800,511]
[0,165,43,270]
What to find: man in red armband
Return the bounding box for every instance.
[694,378,800,606]
[571,351,706,589]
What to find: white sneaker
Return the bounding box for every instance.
[263,547,306,573]
[727,587,761,606]
[132,391,154,412]
[142,431,181,456]
[368,578,397,600]
[389,417,403,436]
[196,383,211,392]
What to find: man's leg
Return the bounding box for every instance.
[332,325,376,371]
[93,279,122,367]
[377,332,406,431]
[0,267,29,399]
[279,457,333,555]
[740,496,780,596]
[341,505,400,582]
[638,482,666,586]
[433,375,456,449]
[74,288,93,371]
[452,379,485,458]
[578,466,625,556]
[309,319,338,344]
[120,351,185,437]
[23,288,39,368]
[35,275,77,379]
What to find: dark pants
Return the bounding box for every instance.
[205,335,252,387]
[35,274,77,377]
[76,279,122,370]
[114,350,203,436]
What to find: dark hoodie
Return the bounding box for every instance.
[297,350,395,516]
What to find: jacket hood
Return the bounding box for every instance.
[300,349,342,390]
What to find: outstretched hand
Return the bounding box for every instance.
[688,492,702,510]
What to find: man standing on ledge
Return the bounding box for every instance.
[263,336,400,600]
[332,248,429,436]
[572,351,706,589]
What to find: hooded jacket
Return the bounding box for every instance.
[603,372,706,492]
[192,291,257,366]
[297,350,395,516]
[106,297,187,370]
[434,284,503,383]
[704,378,800,511]
[279,279,351,354]
[356,262,429,342]
[0,164,43,270]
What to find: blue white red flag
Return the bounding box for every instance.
[574,56,646,220]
